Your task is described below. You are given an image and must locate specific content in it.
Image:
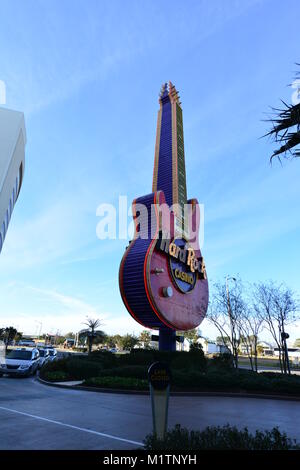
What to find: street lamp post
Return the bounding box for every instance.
[35,321,42,344]
[281,331,291,375]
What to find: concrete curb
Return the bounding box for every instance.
[36,376,300,401]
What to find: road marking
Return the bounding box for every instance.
[0,405,143,447]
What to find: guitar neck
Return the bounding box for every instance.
[153,82,188,234]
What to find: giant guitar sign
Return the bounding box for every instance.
[119,83,208,350]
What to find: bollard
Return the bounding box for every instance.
[148,362,171,440]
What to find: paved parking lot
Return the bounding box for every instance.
[0,376,300,449]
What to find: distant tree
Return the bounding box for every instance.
[253,282,299,374]
[264,64,300,161]
[207,278,246,368]
[238,305,264,372]
[183,329,200,344]
[257,344,264,356]
[139,330,151,349]
[0,327,18,352]
[216,336,230,346]
[104,335,117,348]
[93,333,107,346]
[294,338,300,348]
[55,336,65,346]
[110,335,123,349]
[14,331,23,344]
[118,334,139,351]
[65,332,75,339]
[189,342,203,352]
[82,318,104,354]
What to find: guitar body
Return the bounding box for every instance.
[119,190,208,331]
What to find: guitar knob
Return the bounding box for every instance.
[154,267,165,274]
[163,286,173,298]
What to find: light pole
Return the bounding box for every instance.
[281,332,291,375]
[35,321,42,344]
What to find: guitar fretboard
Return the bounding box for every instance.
[152,82,188,233]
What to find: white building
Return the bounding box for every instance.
[274,347,300,360]
[180,337,230,354]
[258,341,274,356]
[0,107,26,253]
[197,338,230,355]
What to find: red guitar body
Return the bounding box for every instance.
[119,190,208,331]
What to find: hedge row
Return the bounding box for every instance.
[39,349,207,381]
[144,424,299,450]
[83,376,148,390]
[39,350,300,396]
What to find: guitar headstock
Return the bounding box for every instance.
[159,82,182,107]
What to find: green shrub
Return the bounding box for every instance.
[39,359,69,380]
[171,369,240,390]
[118,349,155,366]
[144,424,299,450]
[99,365,148,379]
[119,349,207,372]
[208,353,234,370]
[89,350,117,367]
[66,358,103,379]
[83,376,148,390]
[40,357,103,380]
[41,370,71,382]
[173,349,207,372]
[261,371,286,379]
[39,351,300,396]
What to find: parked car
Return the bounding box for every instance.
[18,340,36,347]
[38,348,50,368]
[63,339,75,349]
[0,348,40,377]
[47,348,57,361]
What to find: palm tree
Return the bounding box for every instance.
[0,327,18,352]
[82,317,104,354]
[265,64,300,161]
[139,330,151,348]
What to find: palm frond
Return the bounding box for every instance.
[266,102,300,139]
[271,131,300,160]
[265,63,300,160]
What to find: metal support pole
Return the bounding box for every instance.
[159,328,176,351]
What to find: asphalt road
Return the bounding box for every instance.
[1,376,300,449]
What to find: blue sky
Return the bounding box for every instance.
[0,0,299,342]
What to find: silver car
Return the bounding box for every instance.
[47,348,57,362]
[0,348,40,377]
[38,348,50,368]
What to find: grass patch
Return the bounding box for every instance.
[41,370,72,382]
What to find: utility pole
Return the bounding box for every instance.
[281,332,291,375]
[35,321,42,344]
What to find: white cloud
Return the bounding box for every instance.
[0,282,145,336]
[0,201,82,269]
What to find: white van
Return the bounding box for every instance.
[0,348,40,377]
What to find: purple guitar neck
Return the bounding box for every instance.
[153,82,187,232]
